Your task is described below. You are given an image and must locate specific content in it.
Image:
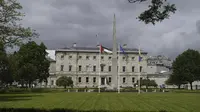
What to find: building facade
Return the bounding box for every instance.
[47,47,148,88]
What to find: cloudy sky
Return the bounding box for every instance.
[18,0,200,59]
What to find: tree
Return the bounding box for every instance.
[128,0,176,25]
[165,74,187,89]
[37,43,50,83]
[135,78,158,89]
[172,49,200,90]
[0,41,12,86]
[16,41,50,88]
[0,0,38,47]
[56,76,73,89]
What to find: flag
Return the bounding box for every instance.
[120,45,126,54]
[99,45,112,54]
[138,48,142,62]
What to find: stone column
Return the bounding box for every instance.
[111,13,118,90]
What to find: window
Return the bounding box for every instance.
[93,56,96,60]
[140,66,142,72]
[123,66,126,72]
[61,55,64,59]
[78,77,81,82]
[123,57,126,60]
[79,56,82,59]
[132,57,135,60]
[101,56,104,60]
[86,65,89,71]
[132,66,135,72]
[86,77,89,83]
[108,56,112,60]
[93,77,96,83]
[79,65,82,71]
[101,65,104,72]
[69,56,72,59]
[109,77,111,83]
[132,77,135,83]
[93,66,96,72]
[60,65,64,71]
[123,77,126,83]
[51,80,54,85]
[108,66,111,72]
[69,65,72,71]
[117,66,118,71]
[86,56,89,60]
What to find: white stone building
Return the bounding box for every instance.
[46,46,148,88]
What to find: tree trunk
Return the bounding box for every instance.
[190,82,193,90]
[64,86,66,89]
[178,85,181,89]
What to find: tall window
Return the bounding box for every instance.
[86,65,89,71]
[69,65,72,71]
[93,66,96,72]
[101,65,104,72]
[93,56,96,60]
[123,77,126,83]
[93,77,96,83]
[132,77,135,83]
[78,77,81,82]
[86,77,89,83]
[109,77,111,83]
[86,56,89,60]
[69,56,72,59]
[108,56,112,60]
[60,65,64,71]
[123,57,126,60]
[61,55,64,59]
[132,57,135,60]
[101,56,104,60]
[79,56,82,59]
[108,66,111,72]
[140,66,142,72]
[132,66,135,72]
[79,65,82,71]
[51,80,54,85]
[123,66,126,72]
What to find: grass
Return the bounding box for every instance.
[0,92,200,112]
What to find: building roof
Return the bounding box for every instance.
[56,46,148,54]
[46,50,55,60]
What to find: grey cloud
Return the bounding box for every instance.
[18,0,200,59]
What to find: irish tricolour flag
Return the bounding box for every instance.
[99,45,112,54]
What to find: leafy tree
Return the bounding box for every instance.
[128,0,176,25]
[0,41,12,86]
[56,76,73,89]
[165,74,187,89]
[18,63,37,88]
[16,41,50,88]
[172,49,200,90]
[0,0,38,47]
[135,78,157,88]
[37,42,50,83]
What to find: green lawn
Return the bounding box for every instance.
[0,92,200,112]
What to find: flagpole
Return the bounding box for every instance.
[118,44,120,93]
[138,45,141,94]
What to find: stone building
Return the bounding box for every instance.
[46,46,148,88]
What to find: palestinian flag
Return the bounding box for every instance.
[99,45,112,54]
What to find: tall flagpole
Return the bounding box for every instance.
[138,45,141,94]
[117,44,120,93]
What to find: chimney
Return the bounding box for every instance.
[73,43,76,47]
[123,44,127,48]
